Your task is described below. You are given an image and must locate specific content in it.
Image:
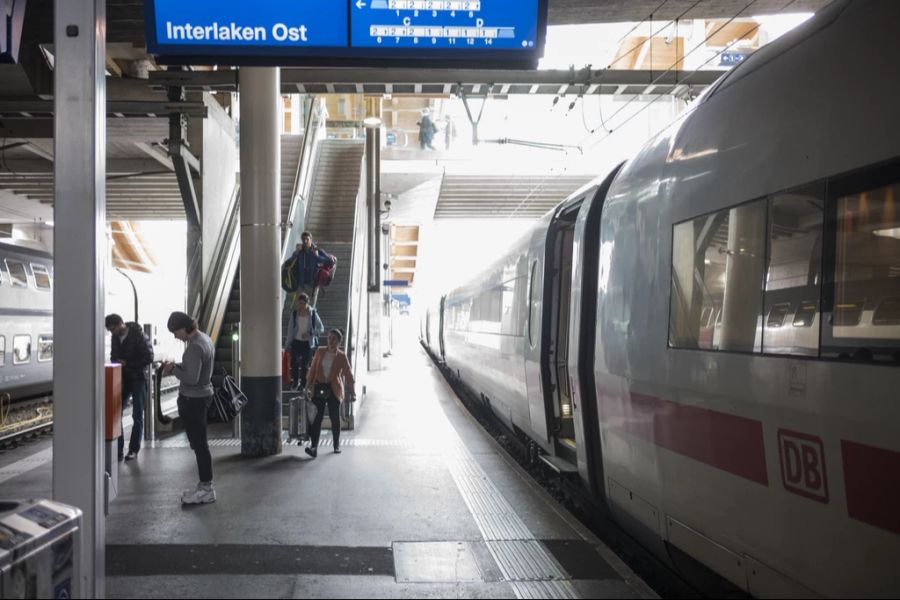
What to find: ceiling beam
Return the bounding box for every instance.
[134,142,174,171]
[150,68,726,95]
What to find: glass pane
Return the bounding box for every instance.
[528,260,539,346]
[5,260,28,287]
[38,335,53,362]
[31,264,52,290]
[0,336,5,367]
[767,304,791,328]
[13,335,30,364]
[670,200,767,352]
[763,187,824,356]
[873,297,900,326]
[793,302,818,328]
[828,180,900,361]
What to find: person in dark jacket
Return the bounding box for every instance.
[284,293,325,390]
[417,109,438,150]
[105,314,154,461]
[291,231,331,307]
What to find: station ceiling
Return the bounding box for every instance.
[0,0,832,224]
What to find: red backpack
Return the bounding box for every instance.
[315,252,337,287]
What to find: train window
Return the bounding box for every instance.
[528,260,540,347]
[31,264,52,290]
[767,304,792,328]
[0,336,4,367]
[669,198,766,352]
[873,297,900,326]
[763,186,824,356]
[5,260,28,288]
[824,174,900,360]
[13,335,30,365]
[37,335,53,362]
[832,301,865,326]
[793,302,818,327]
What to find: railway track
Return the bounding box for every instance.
[0,394,54,447]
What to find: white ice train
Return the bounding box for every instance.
[423,2,900,597]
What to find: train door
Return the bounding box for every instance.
[546,203,582,464]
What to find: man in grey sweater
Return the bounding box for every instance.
[162,311,217,505]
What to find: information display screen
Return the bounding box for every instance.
[146,0,547,68]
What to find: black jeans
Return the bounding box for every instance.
[290,339,313,389]
[309,392,341,450]
[118,376,147,456]
[177,395,213,483]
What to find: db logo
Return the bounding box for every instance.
[778,429,829,503]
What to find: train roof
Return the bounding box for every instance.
[0,239,53,259]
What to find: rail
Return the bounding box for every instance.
[281,96,327,263]
[197,182,242,345]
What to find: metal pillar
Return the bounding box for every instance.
[365,125,383,371]
[238,68,282,457]
[52,1,106,597]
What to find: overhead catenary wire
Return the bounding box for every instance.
[511,0,800,219]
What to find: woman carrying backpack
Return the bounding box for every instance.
[285,293,324,391]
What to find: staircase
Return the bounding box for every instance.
[297,139,366,336]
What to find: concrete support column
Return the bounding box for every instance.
[720,202,767,352]
[238,67,282,457]
[53,0,106,596]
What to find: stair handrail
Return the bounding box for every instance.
[344,149,370,375]
[282,96,327,262]
[197,182,242,345]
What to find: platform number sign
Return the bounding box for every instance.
[778,429,829,503]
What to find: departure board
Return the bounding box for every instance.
[146,0,547,68]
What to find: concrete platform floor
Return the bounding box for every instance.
[0,342,656,599]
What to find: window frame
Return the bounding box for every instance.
[37,334,53,363]
[4,259,29,288]
[31,263,52,290]
[12,335,31,365]
[667,156,900,365]
[0,335,5,367]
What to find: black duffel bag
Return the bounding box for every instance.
[208,370,249,423]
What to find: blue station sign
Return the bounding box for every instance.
[146,0,547,68]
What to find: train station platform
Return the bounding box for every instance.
[0,343,654,599]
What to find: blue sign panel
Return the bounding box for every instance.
[351,0,539,51]
[148,0,349,55]
[145,0,547,68]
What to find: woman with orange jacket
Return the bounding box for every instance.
[304,328,356,457]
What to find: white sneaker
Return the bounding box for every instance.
[181,483,216,505]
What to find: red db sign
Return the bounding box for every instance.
[778,429,829,503]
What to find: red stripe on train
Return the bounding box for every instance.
[841,440,900,536]
[599,389,769,486]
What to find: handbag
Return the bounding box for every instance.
[208,374,249,423]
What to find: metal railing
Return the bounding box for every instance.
[281,96,327,263]
[196,182,242,345]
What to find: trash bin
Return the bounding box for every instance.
[0,499,81,599]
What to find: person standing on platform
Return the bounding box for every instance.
[285,292,324,391]
[105,314,153,462]
[417,109,438,150]
[304,329,356,457]
[443,115,456,151]
[290,231,331,307]
[162,311,217,505]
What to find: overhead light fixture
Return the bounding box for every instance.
[363,117,382,127]
[873,227,900,239]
